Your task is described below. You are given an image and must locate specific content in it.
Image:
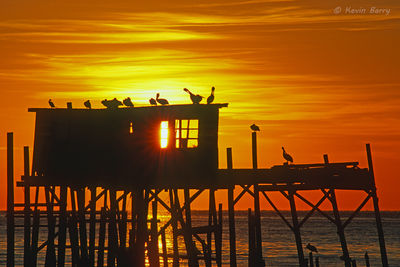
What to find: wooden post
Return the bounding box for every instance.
[309,252,314,267]
[97,207,107,267]
[216,203,223,267]
[161,229,168,267]
[288,190,305,267]
[315,256,319,267]
[169,189,179,267]
[44,187,56,266]
[136,189,147,267]
[366,144,389,267]
[252,131,257,169]
[31,209,40,267]
[77,188,89,265]
[7,133,15,267]
[57,186,68,267]
[364,252,370,267]
[23,146,32,267]
[184,188,199,267]
[253,184,264,266]
[108,189,118,267]
[324,155,351,267]
[89,187,97,266]
[248,208,255,267]
[149,200,160,267]
[226,148,237,267]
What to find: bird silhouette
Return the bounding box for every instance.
[184,88,203,104]
[123,97,134,107]
[282,147,293,164]
[207,86,215,104]
[149,98,157,106]
[306,243,318,253]
[250,124,260,131]
[84,100,91,109]
[48,99,55,108]
[101,98,123,109]
[156,93,169,105]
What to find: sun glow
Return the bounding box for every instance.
[160,121,169,148]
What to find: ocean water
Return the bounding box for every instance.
[0,211,399,266]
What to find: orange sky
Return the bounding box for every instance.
[0,0,399,210]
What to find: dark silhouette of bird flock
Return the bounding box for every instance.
[48,86,216,109]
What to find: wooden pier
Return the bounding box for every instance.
[5,104,389,267]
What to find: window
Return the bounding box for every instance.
[129,122,134,134]
[160,121,169,148]
[175,119,198,148]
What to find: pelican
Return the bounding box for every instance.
[101,98,123,109]
[184,88,203,104]
[250,124,260,131]
[84,100,91,109]
[207,86,215,104]
[282,147,293,164]
[306,243,318,253]
[156,93,169,105]
[149,98,157,106]
[48,99,55,108]
[123,97,134,107]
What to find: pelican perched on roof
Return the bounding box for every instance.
[48,99,55,108]
[250,124,260,132]
[101,98,123,109]
[149,98,157,106]
[84,100,91,109]
[207,86,215,104]
[184,88,203,104]
[156,93,169,105]
[123,97,134,107]
[282,147,293,164]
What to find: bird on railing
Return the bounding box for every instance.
[48,99,55,108]
[101,98,123,109]
[84,100,91,109]
[156,93,169,105]
[123,97,134,107]
[207,86,215,104]
[306,243,318,253]
[250,124,260,132]
[184,88,203,104]
[149,98,157,106]
[282,147,293,164]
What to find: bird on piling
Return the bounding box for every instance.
[282,147,293,164]
[207,86,215,104]
[306,243,318,253]
[156,93,169,105]
[48,99,55,108]
[184,88,204,104]
[84,100,91,109]
[149,98,157,106]
[123,97,134,107]
[250,123,260,132]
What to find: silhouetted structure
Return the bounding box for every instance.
[6,103,389,267]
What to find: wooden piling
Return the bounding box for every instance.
[216,203,223,267]
[77,188,89,265]
[97,207,107,267]
[108,189,118,267]
[7,133,15,267]
[364,252,370,267]
[57,186,68,267]
[23,146,32,267]
[149,200,160,267]
[31,209,40,267]
[248,208,255,267]
[88,187,97,266]
[324,154,351,267]
[169,189,179,267]
[366,144,389,267]
[183,188,199,267]
[136,189,147,267]
[288,190,305,267]
[309,252,314,267]
[226,148,237,267]
[161,228,168,267]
